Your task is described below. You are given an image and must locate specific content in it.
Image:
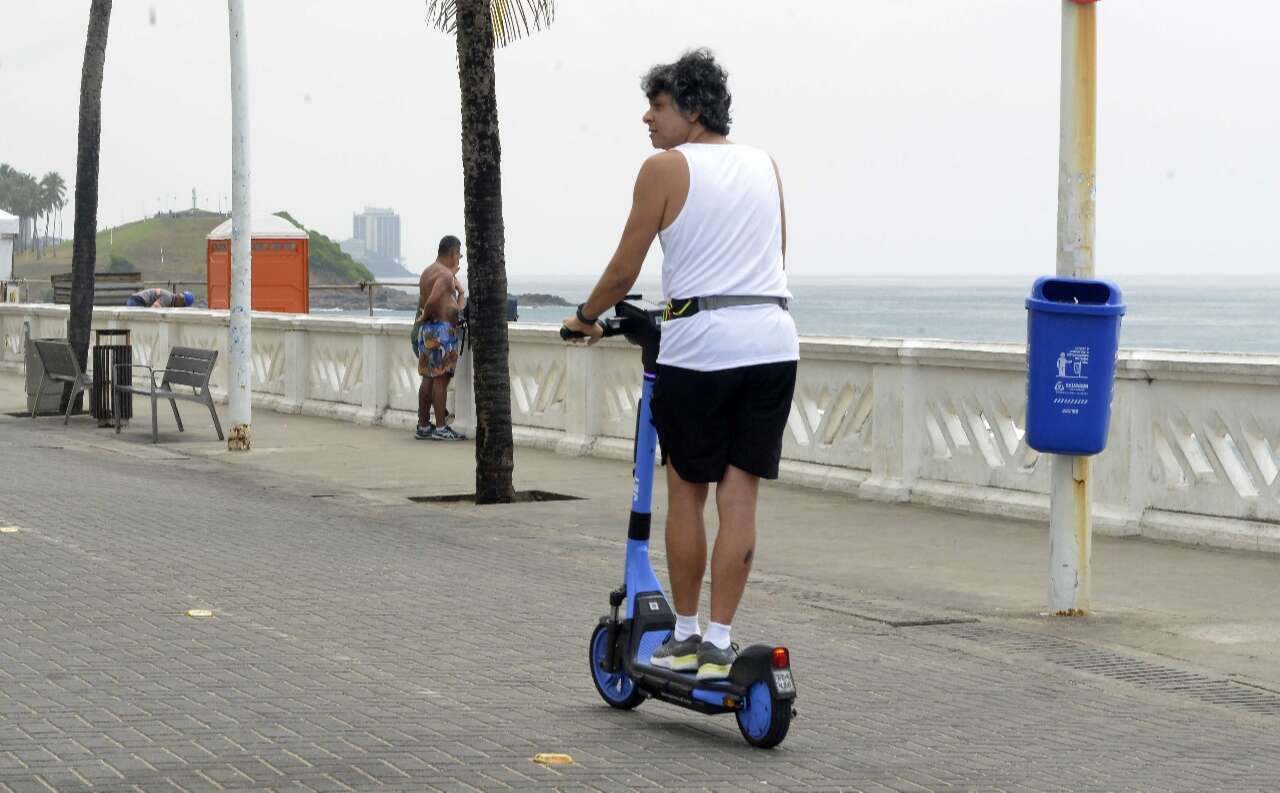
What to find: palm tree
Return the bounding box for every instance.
[1,170,40,255]
[67,0,113,392]
[40,172,66,255]
[17,173,41,255]
[425,0,554,504]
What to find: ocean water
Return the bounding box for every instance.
[352,275,1280,355]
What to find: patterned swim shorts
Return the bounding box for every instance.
[418,320,460,378]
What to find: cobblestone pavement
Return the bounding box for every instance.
[1,419,1278,792]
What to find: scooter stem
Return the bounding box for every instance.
[623,370,666,619]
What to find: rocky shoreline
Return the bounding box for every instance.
[309,286,419,312]
[512,292,572,307]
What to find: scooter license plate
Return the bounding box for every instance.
[772,668,795,695]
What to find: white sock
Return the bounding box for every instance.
[673,613,700,641]
[705,621,732,650]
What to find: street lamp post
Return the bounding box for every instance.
[1049,0,1098,615]
[226,0,252,451]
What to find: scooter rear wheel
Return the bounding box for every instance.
[735,680,791,748]
[589,623,645,710]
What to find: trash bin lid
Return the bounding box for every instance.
[1025,276,1125,317]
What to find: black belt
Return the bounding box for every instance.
[663,295,790,321]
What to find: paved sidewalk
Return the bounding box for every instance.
[2,372,1279,791]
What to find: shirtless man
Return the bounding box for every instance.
[414,235,467,441]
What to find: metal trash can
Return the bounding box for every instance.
[90,328,132,427]
[1025,276,1125,456]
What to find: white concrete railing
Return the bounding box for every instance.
[1,305,472,427]
[3,303,1279,553]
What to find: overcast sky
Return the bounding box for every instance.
[2,1,1277,279]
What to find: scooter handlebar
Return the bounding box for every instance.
[560,317,626,341]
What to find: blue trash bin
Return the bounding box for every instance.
[1025,276,1125,456]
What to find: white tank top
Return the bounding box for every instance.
[657,143,799,371]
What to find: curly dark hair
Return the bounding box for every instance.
[641,48,732,136]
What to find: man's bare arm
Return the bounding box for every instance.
[579,154,673,319]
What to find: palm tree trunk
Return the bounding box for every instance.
[455,0,515,504]
[68,0,112,392]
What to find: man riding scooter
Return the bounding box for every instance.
[563,48,798,681]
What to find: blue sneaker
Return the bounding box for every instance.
[415,425,435,440]
[431,425,465,441]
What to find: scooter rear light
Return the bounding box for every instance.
[771,647,790,669]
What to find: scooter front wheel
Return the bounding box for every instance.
[735,680,792,748]
[589,623,645,710]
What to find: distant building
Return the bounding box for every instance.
[352,206,400,261]
[342,206,413,279]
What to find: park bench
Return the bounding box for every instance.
[30,340,89,424]
[115,346,224,444]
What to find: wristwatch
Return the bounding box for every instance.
[576,303,598,325]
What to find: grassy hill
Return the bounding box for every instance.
[14,209,373,293]
[15,210,226,285]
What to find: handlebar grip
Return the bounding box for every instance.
[562,318,626,341]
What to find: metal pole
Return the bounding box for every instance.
[1050,0,1097,616]
[227,0,252,451]
[368,282,374,317]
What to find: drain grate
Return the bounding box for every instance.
[933,622,1280,716]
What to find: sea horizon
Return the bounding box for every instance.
[352,274,1280,355]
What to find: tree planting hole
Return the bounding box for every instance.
[408,490,581,505]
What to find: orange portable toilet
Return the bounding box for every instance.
[206,215,310,314]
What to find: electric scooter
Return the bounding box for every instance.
[562,296,797,748]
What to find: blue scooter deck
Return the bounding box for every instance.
[630,660,746,695]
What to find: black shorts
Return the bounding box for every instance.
[650,361,797,484]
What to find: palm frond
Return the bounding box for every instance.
[426,0,554,47]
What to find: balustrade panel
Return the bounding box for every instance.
[306,331,365,404]
[1146,380,1280,523]
[0,312,27,367]
[507,338,568,431]
[386,335,420,414]
[125,321,163,369]
[251,327,288,395]
[594,343,645,441]
[33,314,65,342]
[915,365,1045,492]
[786,358,875,471]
